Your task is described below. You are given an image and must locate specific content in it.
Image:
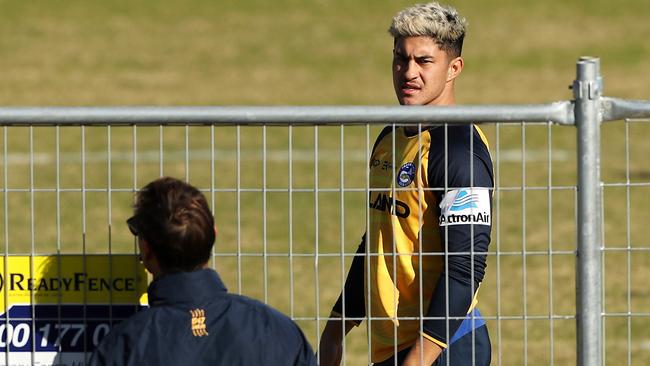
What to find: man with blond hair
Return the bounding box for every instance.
[319,2,493,365]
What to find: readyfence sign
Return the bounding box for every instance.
[0,255,148,366]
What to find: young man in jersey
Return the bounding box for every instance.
[319,2,493,365]
[90,177,316,366]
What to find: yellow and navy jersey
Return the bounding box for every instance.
[332,124,493,363]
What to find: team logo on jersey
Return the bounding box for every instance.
[397,162,416,187]
[439,188,491,226]
[190,309,209,337]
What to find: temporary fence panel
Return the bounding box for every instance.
[600,115,650,366]
[0,58,647,365]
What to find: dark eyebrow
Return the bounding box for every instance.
[393,49,435,60]
[393,50,408,61]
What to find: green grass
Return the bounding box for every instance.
[0,0,649,364]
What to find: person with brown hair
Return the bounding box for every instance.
[90,177,316,366]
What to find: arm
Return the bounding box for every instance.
[402,260,484,365]
[318,236,366,366]
[402,337,443,366]
[420,225,490,347]
[88,329,120,366]
[88,349,107,366]
[318,318,358,366]
[406,126,494,363]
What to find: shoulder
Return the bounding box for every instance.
[375,126,395,142]
[227,294,311,340]
[428,125,489,153]
[227,293,296,327]
[232,295,316,364]
[224,294,315,359]
[427,125,491,163]
[371,126,396,154]
[426,125,493,187]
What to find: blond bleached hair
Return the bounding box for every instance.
[388,2,467,57]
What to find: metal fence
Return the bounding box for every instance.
[0,57,648,365]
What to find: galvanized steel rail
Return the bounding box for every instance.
[0,103,574,126]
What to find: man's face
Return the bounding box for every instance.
[392,36,459,106]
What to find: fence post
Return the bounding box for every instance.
[573,57,603,366]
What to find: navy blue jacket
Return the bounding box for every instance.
[90,268,316,366]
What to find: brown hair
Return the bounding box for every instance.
[131,177,215,272]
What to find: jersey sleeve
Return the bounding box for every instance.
[422,125,494,346]
[330,235,366,325]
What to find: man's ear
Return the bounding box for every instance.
[447,56,464,82]
[138,239,154,262]
[138,238,163,277]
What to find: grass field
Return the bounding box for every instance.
[0,0,649,365]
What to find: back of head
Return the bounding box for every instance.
[133,177,215,272]
[388,2,467,57]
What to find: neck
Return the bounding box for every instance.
[432,85,456,106]
[403,88,456,134]
[152,262,211,280]
[404,125,427,135]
